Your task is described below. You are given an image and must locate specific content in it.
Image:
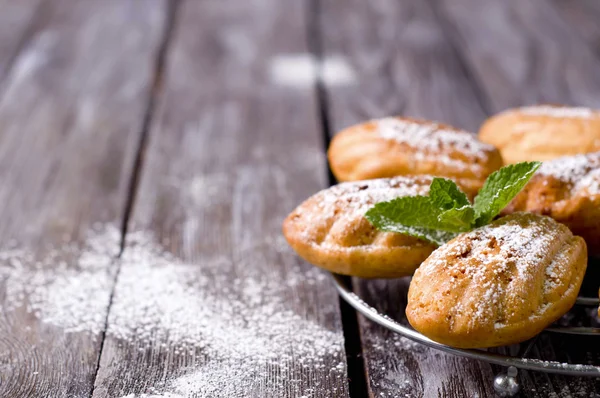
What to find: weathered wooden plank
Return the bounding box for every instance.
[316,0,497,396]
[316,0,488,133]
[433,1,600,397]
[549,0,600,56]
[92,0,350,397]
[317,0,600,395]
[434,0,600,111]
[0,0,43,84]
[0,1,167,397]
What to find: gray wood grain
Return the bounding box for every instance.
[92,0,350,397]
[434,0,600,396]
[0,1,167,397]
[549,0,600,56]
[0,0,43,86]
[434,0,600,111]
[316,0,600,395]
[316,0,497,396]
[315,0,488,133]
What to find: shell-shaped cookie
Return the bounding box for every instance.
[282,176,439,278]
[504,152,600,255]
[328,117,503,196]
[479,105,600,164]
[407,213,587,348]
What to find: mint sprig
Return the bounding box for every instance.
[429,177,470,210]
[473,162,541,226]
[365,161,541,245]
[364,196,458,245]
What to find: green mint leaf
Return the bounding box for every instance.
[473,161,541,226]
[429,178,470,210]
[364,196,457,245]
[365,195,466,244]
[365,196,444,232]
[371,223,458,246]
[438,205,475,231]
[365,162,541,245]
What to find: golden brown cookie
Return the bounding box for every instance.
[328,117,503,196]
[479,105,600,164]
[504,152,600,255]
[407,213,587,348]
[282,176,439,278]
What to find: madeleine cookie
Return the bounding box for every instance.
[479,105,600,164]
[504,152,600,255]
[283,176,439,278]
[407,213,587,348]
[328,117,503,196]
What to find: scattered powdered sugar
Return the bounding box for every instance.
[119,394,184,398]
[520,358,600,373]
[375,118,493,160]
[0,224,120,335]
[174,172,230,208]
[538,152,600,194]
[2,223,346,396]
[108,230,347,397]
[519,105,595,119]
[268,53,356,87]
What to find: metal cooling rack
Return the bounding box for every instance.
[331,274,600,397]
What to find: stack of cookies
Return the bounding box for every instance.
[283,105,600,349]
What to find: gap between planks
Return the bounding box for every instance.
[306,0,370,396]
[88,1,182,396]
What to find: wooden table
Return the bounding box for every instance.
[2,0,600,397]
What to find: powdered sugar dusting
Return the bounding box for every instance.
[519,105,595,119]
[575,168,600,195]
[292,177,431,247]
[319,177,430,217]
[1,224,120,335]
[417,214,570,329]
[108,230,346,397]
[375,118,493,160]
[538,152,600,194]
